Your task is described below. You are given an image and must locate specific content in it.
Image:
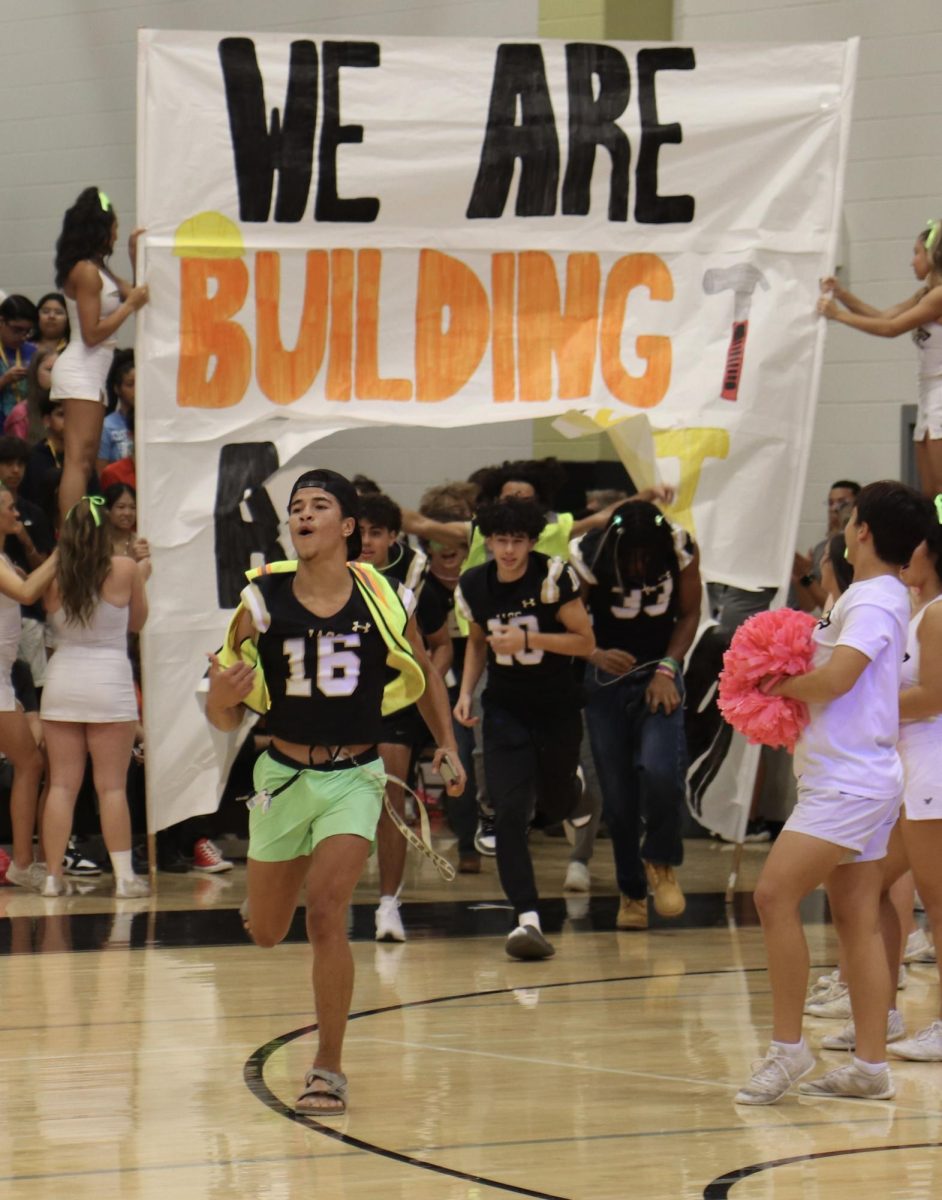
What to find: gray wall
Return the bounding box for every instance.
[676,0,942,550]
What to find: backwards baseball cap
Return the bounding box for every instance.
[288,468,362,561]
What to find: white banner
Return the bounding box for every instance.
[136,30,857,829]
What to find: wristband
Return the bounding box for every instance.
[655,665,676,680]
[658,657,680,677]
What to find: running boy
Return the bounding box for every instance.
[357,490,452,942]
[454,499,595,960]
[206,469,464,1116]
[735,481,933,1104]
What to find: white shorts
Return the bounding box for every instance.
[784,784,901,863]
[913,378,942,441]
[900,734,942,821]
[49,340,113,404]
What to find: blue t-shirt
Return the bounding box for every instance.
[99,407,134,462]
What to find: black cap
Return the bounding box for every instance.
[288,469,362,561]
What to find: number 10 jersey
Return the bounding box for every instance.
[455,552,583,717]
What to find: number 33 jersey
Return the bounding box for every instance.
[252,572,395,746]
[455,552,583,715]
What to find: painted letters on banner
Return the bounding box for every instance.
[135,31,856,828]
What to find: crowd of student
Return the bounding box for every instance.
[4,188,942,1113]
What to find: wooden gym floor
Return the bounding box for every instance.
[0,833,940,1199]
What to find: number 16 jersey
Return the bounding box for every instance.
[455,552,583,717]
[252,572,394,746]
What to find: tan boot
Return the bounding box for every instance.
[616,895,648,930]
[643,862,685,917]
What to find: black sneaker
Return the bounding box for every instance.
[743,819,772,843]
[506,925,555,961]
[157,848,192,873]
[62,841,102,877]
[474,813,496,857]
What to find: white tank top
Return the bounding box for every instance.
[0,556,22,670]
[913,320,942,384]
[899,594,942,736]
[63,266,121,349]
[49,596,130,654]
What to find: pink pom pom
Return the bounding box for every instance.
[718,608,817,752]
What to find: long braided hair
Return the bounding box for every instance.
[589,500,681,609]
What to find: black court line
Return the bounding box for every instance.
[703,1142,942,1198]
[245,968,771,1200]
[0,887,835,955]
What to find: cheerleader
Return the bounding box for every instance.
[0,487,58,888]
[50,187,148,521]
[39,495,148,897]
[878,511,942,1060]
[818,221,942,496]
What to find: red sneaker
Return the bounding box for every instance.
[192,838,233,873]
[0,847,10,885]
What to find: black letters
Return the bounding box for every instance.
[466,44,560,219]
[218,38,318,223]
[315,42,381,223]
[635,47,695,225]
[562,44,630,221]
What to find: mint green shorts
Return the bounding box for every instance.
[248,750,386,863]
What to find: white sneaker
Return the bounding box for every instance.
[904,928,936,964]
[807,969,840,997]
[115,875,150,899]
[6,861,47,891]
[40,875,67,897]
[889,1020,942,1061]
[798,1061,895,1100]
[564,861,591,893]
[734,1042,816,1105]
[805,989,852,1019]
[820,1009,905,1051]
[375,895,406,942]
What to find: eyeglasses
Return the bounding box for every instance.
[826,498,852,511]
[2,323,32,338]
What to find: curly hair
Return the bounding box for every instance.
[476,498,547,541]
[54,187,116,288]
[358,491,401,533]
[419,481,476,521]
[476,458,567,508]
[58,496,114,626]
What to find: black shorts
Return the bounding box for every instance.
[379,702,428,748]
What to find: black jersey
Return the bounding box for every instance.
[254,572,397,746]
[456,551,583,715]
[423,572,466,683]
[380,542,428,597]
[571,524,695,662]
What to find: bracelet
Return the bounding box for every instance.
[523,627,530,653]
[655,665,676,680]
[658,657,680,677]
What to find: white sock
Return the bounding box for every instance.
[854,1057,887,1074]
[110,850,135,884]
[518,911,541,931]
[771,1038,805,1054]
